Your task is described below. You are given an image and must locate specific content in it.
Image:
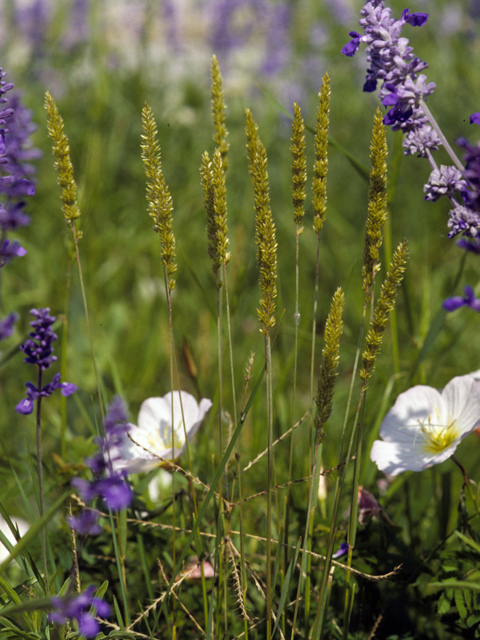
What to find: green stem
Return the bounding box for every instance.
[73,229,104,421]
[266,331,273,639]
[35,369,48,592]
[419,99,465,175]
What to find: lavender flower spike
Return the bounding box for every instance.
[443,286,480,313]
[69,396,133,531]
[342,2,438,158]
[16,308,77,415]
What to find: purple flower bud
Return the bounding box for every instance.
[470,112,480,126]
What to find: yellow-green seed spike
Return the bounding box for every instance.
[201,151,222,277]
[362,108,388,294]
[360,239,408,384]
[245,108,259,179]
[212,147,230,266]
[250,137,277,335]
[313,72,330,235]
[44,91,81,229]
[291,102,307,231]
[314,287,345,441]
[211,55,229,171]
[141,102,177,290]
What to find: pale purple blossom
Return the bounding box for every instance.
[424,165,467,202]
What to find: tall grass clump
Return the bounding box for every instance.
[1,1,480,639]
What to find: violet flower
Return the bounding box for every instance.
[49,585,111,638]
[67,509,102,536]
[0,68,39,272]
[69,396,133,528]
[342,3,480,244]
[341,2,435,158]
[443,285,480,313]
[16,308,77,415]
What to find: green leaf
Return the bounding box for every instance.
[272,537,301,638]
[454,588,468,620]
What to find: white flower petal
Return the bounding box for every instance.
[379,385,443,442]
[112,391,212,475]
[441,375,480,437]
[371,374,480,476]
[0,516,29,564]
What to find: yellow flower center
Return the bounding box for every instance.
[417,407,460,455]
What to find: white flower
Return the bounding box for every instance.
[112,391,212,474]
[371,374,480,476]
[0,515,29,564]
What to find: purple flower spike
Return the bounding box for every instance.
[70,396,133,522]
[16,308,77,414]
[342,2,437,157]
[470,113,480,126]
[20,308,57,369]
[443,285,480,312]
[49,586,111,638]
